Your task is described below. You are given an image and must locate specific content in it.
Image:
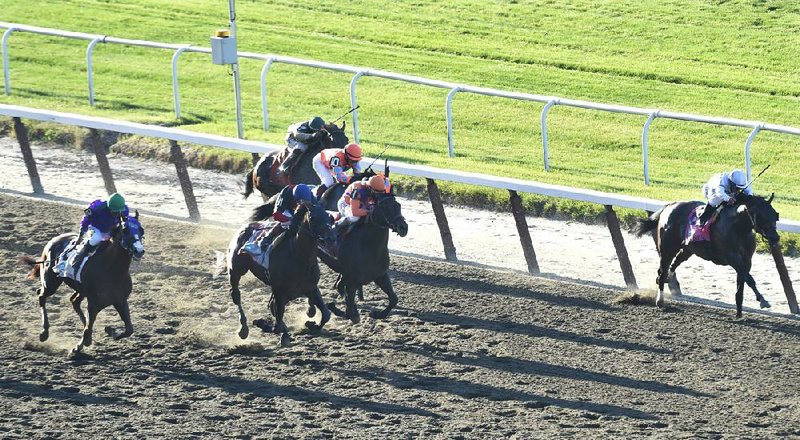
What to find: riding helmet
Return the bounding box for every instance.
[368,175,388,193]
[730,169,747,189]
[107,193,126,213]
[292,184,314,203]
[309,116,325,131]
[344,143,363,161]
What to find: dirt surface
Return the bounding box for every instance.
[2,194,800,438]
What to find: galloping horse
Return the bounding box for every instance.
[633,193,780,317]
[226,203,334,346]
[20,214,146,354]
[242,122,349,199]
[316,167,408,322]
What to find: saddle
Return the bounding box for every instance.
[240,222,274,270]
[684,205,714,244]
[53,239,101,282]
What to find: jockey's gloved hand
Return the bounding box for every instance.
[312,131,326,141]
[727,198,737,206]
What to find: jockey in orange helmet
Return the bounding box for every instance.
[333,174,391,234]
[312,143,363,198]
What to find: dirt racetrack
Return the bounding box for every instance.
[1,193,800,439]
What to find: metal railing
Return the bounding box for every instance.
[3,22,800,186]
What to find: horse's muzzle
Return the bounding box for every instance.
[393,218,409,237]
[132,242,145,260]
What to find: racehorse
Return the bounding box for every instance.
[242,122,349,200]
[633,193,780,317]
[316,166,409,322]
[226,202,335,347]
[20,214,146,354]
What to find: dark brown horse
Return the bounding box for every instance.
[633,193,780,317]
[20,214,146,354]
[315,169,408,322]
[226,202,335,346]
[242,122,349,199]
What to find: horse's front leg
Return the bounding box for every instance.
[370,272,397,320]
[305,287,331,334]
[273,298,291,347]
[735,272,746,318]
[73,302,99,354]
[344,283,360,324]
[70,291,87,327]
[108,300,134,340]
[327,278,348,318]
[744,273,770,309]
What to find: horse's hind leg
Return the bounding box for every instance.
[228,259,250,339]
[305,287,331,334]
[109,300,134,340]
[37,278,62,342]
[370,272,397,320]
[667,249,693,296]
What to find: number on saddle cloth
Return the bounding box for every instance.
[685,205,713,244]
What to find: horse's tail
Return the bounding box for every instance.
[633,210,662,237]
[250,203,275,222]
[19,255,43,280]
[242,169,254,199]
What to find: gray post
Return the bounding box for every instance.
[508,190,540,274]
[604,205,637,289]
[770,243,799,314]
[169,140,201,221]
[12,117,44,194]
[426,178,457,261]
[89,128,117,195]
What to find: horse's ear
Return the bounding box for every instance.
[134,210,139,219]
[340,121,346,131]
[767,193,774,204]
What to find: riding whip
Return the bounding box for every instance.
[329,105,360,124]
[366,145,388,172]
[739,164,771,194]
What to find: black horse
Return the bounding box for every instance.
[20,214,146,354]
[226,202,335,346]
[316,168,409,322]
[243,122,349,199]
[633,193,780,317]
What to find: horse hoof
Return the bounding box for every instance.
[280,334,291,348]
[305,321,322,335]
[328,302,345,317]
[39,330,49,342]
[238,325,249,340]
[760,300,771,309]
[655,297,664,308]
[348,312,361,324]
[253,319,273,333]
[369,310,389,320]
[307,305,316,318]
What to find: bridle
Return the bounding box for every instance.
[366,195,404,230]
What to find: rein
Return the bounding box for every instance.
[367,196,403,230]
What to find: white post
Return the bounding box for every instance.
[744,124,763,181]
[260,56,275,132]
[172,45,191,119]
[446,86,461,158]
[642,110,659,186]
[349,70,367,144]
[86,37,103,107]
[2,27,18,95]
[540,99,559,171]
[229,0,244,139]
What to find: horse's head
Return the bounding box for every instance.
[739,193,780,245]
[320,121,349,149]
[368,193,408,237]
[305,202,335,246]
[118,211,146,260]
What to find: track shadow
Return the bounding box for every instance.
[0,378,133,406]
[390,268,616,311]
[414,310,670,354]
[153,365,440,419]
[329,364,657,420]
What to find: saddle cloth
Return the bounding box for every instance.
[53,239,98,282]
[685,206,712,244]
[241,222,272,270]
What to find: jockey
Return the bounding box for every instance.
[333,174,391,235]
[698,168,752,226]
[242,183,316,256]
[278,116,327,175]
[56,192,130,278]
[312,143,363,199]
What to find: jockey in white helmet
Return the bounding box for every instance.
[698,168,752,225]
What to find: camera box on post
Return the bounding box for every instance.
[210,29,238,65]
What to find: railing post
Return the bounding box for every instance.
[260,56,276,132]
[446,86,462,158]
[89,128,117,195]
[604,205,637,289]
[770,243,799,314]
[2,27,18,96]
[171,45,191,120]
[349,70,367,144]
[744,123,763,181]
[426,178,457,261]
[508,190,540,274]
[540,99,559,171]
[641,110,659,186]
[169,140,201,221]
[12,117,44,194]
[86,37,104,107]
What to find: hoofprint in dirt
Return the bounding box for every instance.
[2,138,798,315]
[2,194,800,438]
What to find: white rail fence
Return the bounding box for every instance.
[1,104,798,314]
[4,22,800,186]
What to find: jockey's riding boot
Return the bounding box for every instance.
[260,224,285,250]
[315,184,328,200]
[278,149,303,174]
[697,202,715,226]
[66,242,96,278]
[333,218,352,236]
